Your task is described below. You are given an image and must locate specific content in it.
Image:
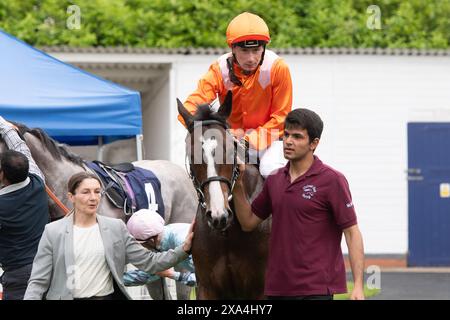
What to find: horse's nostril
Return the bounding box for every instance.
[207,211,233,231]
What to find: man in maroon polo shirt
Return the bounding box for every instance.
[233,108,365,300]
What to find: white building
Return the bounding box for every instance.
[43,46,450,256]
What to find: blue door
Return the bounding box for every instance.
[408,123,450,266]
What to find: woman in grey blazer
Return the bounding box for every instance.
[24,172,193,300]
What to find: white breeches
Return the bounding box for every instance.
[248,140,287,178]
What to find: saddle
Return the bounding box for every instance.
[109,162,135,173]
[88,161,136,215]
[86,161,165,220]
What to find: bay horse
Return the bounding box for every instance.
[0,123,197,300]
[177,92,271,299]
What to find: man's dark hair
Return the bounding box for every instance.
[0,150,29,184]
[284,108,324,142]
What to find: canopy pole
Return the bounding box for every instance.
[136,134,143,161]
[97,136,104,161]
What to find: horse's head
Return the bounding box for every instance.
[178,91,242,232]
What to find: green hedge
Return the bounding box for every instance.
[0,0,448,48]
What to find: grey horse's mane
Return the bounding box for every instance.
[13,122,85,166]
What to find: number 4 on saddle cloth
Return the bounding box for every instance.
[87,161,165,219]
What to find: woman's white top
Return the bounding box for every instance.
[72,223,114,298]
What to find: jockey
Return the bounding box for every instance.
[178,12,293,177]
[123,209,196,288]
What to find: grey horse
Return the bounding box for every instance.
[0,123,197,300]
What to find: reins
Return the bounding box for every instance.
[45,184,70,216]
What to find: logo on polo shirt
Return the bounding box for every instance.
[302,184,317,199]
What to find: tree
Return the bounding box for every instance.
[0,0,448,48]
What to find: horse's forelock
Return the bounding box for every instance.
[193,104,228,126]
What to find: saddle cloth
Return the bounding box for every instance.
[86,161,165,219]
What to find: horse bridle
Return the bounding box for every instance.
[186,120,240,209]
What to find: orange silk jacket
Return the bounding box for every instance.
[178,50,293,151]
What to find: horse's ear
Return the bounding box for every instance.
[177,98,193,128]
[217,90,232,119]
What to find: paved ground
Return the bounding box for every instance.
[3,267,449,300]
[349,270,450,300]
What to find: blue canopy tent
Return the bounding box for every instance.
[0,29,143,159]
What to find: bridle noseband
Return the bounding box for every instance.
[186,120,240,209]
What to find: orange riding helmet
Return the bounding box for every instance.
[226,12,270,47]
